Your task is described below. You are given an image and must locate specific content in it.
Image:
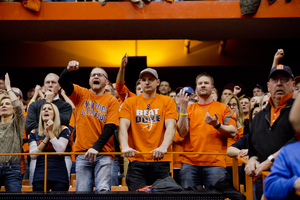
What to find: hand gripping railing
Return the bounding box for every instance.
[0,152,227,192]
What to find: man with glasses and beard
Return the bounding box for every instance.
[59,61,119,192]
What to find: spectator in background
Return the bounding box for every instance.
[115,53,143,103]
[223,95,244,182]
[252,84,264,97]
[0,73,25,192]
[11,87,23,101]
[292,76,300,99]
[248,103,260,130]
[211,88,218,101]
[26,73,72,135]
[239,95,250,118]
[259,93,271,110]
[168,90,176,101]
[250,96,262,110]
[220,83,234,103]
[0,77,5,90]
[26,88,35,104]
[29,103,70,191]
[158,81,171,96]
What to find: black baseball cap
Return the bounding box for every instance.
[269,64,294,80]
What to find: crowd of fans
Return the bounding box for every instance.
[0,49,299,200]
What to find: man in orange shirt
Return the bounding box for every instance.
[118,68,178,191]
[59,60,119,192]
[177,72,236,189]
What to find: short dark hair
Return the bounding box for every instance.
[195,72,214,85]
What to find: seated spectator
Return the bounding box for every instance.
[0,73,25,192]
[29,103,70,191]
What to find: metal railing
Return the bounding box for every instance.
[0,151,226,192]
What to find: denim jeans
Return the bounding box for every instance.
[111,160,121,186]
[76,155,113,192]
[180,163,227,190]
[126,161,170,191]
[0,162,22,192]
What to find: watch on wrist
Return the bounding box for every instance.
[214,122,221,129]
[268,155,275,162]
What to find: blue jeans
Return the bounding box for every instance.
[76,155,113,192]
[180,163,227,190]
[0,162,22,192]
[111,160,121,186]
[126,161,170,191]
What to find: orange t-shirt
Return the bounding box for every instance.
[69,84,119,159]
[115,81,136,103]
[173,130,185,168]
[269,93,293,126]
[119,93,178,162]
[182,100,236,168]
[226,126,244,167]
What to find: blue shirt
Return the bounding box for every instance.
[264,141,300,200]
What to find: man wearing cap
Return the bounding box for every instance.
[177,72,236,190]
[245,64,297,199]
[253,84,264,97]
[118,68,178,191]
[182,86,196,100]
[11,87,23,101]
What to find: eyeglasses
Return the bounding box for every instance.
[270,77,291,84]
[228,103,237,107]
[90,73,107,79]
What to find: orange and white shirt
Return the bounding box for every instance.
[119,93,178,162]
[69,84,119,159]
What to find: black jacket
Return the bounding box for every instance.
[248,97,297,163]
[25,99,72,135]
